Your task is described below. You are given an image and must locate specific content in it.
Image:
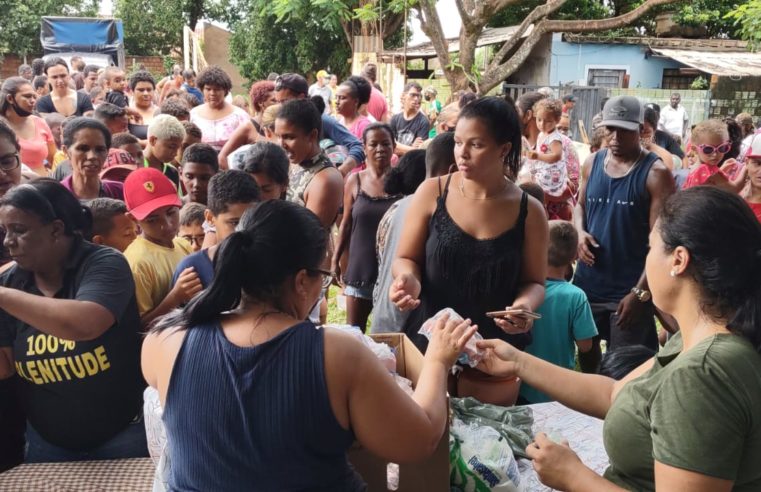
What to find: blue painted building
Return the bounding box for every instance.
[550,33,688,89]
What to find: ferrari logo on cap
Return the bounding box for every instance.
[144,181,155,193]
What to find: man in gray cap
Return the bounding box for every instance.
[572,96,676,372]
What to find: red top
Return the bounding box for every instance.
[747,201,761,223]
[683,163,729,190]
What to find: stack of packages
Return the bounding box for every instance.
[418,308,536,492]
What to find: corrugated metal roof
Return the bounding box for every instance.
[650,48,761,77]
[382,25,533,58]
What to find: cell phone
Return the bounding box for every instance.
[486,309,542,320]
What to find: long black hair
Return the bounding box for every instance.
[0,77,32,116]
[0,179,92,240]
[658,186,761,353]
[154,200,327,331]
[458,96,523,178]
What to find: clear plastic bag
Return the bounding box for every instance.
[418,308,484,368]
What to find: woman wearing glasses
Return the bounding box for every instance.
[1,77,57,176]
[0,179,146,464]
[142,200,476,490]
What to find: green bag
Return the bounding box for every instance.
[450,397,534,459]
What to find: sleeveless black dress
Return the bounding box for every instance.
[403,174,531,351]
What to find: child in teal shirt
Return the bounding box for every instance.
[520,220,598,404]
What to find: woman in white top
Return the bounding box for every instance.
[190,66,249,152]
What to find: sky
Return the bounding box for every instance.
[410,0,462,45]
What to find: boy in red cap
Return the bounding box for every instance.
[123,167,201,326]
[743,134,761,222]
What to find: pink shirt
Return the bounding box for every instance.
[366,88,388,122]
[339,115,371,140]
[190,105,250,152]
[18,116,54,175]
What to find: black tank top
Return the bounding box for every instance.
[403,174,531,351]
[344,173,400,288]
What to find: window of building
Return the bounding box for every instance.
[587,68,627,88]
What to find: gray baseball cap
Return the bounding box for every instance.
[599,96,644,131]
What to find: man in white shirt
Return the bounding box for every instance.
[658,92,689,143]
[308,70,332,115]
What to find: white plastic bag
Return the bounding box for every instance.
[450,417,526,492]
[418,308,484,368]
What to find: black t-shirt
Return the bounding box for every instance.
[36,92,94,117]
[655,129,685,159]
[390,111,430,146]
[0,240,144,451]
[105,90,129,109]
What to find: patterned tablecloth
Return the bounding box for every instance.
[0,458,155,491]
[0,402,607,492]
[521,401,610,491]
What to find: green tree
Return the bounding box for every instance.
[229,11,352,80]
[726,0,761,49]
[0,0,99,57]
[113,0,187,56]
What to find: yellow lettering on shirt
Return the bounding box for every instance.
[17,345,112,385]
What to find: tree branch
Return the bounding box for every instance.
[454,0,475,32]
[416,0,451,69]
[542,0,680,32]
[487,0,567,73]
[479,0,683,93]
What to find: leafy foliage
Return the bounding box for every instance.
[726,0,761,49]
[0,0,99,57]
[229,10,352,81]
[488,0,610,27]
[113,0,187,56]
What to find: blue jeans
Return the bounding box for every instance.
[25,415,149,463]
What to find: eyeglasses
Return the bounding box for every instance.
[309,268,335,289]
[695,142,731,155]
[181,234,206,247]
[0,153,20,172]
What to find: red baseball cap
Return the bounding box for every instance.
[124,167,182,221]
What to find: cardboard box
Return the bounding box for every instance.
[347,333,449,492]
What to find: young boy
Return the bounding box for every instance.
[88,198,138,252]
[520,220,598,404]
[172,170,260,288]
[112,132,144,164]
[123,167,199,326]
[104,66,129,108]
[178,202,206,253]
[180,143,219,205]
[144,115,185,190]
[180,121,203,163]
[94,103,129,136]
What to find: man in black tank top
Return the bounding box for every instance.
[572,97,676,373]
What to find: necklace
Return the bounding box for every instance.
[604,148,645,178]
[459,175,508,200]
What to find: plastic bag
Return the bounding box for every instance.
[418,308,484,368]
[451,397,534,459]
[324,324,397,372]
[449,417,527,492]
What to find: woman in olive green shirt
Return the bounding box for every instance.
[479,186,761,492]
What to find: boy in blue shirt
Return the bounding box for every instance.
[172,170,260,289]
[520,220,598,404]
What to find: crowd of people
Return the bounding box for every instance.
[1,56,761,492]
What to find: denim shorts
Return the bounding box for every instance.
[344,284,373,300]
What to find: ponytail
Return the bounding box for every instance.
[152,231,251,332]
[152,200,328,333]
[727,251,761,353]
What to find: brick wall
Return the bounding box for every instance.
[1,54,28,80]
[1,54,173,80]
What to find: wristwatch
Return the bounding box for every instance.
[631,287,651,302]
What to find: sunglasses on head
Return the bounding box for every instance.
[695,142,731,155]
